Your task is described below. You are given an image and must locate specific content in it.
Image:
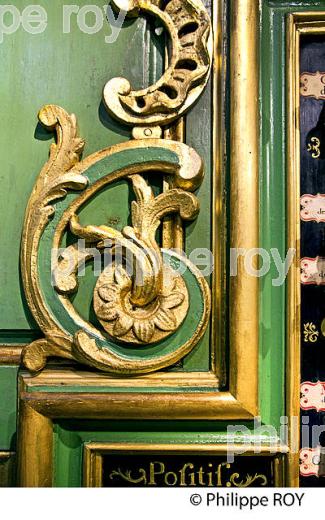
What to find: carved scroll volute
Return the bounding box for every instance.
[104,0,213,126]
[21,0,212,374]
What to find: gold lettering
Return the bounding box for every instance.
[179,463,195,486]
[164,471,178,486]
[149,462,165,486]
[215,462,231,486]
[197,467,205,486]
[189,468,196,486]
[206,463,214,486]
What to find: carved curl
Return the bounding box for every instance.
[103,0,213,126]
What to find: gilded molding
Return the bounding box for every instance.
[229,0,259,416]
[0,345,23,365]
[286,10,325,489]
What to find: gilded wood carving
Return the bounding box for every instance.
[21,0,212,374]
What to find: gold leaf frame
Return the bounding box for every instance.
[286,9,325,490]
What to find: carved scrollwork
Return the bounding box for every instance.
[21,105,87,370]
[21,105,210,374]
[228,473,268,488]
[104,0,213,126]
[109,467,147,485]
[21,0,212,374]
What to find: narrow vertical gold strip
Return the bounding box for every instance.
[286,14,301,488]
[17,402,53,487]
[273,455,285,487]
[229,0,259,415]
[83,446,103,487]
[211,0,226,383]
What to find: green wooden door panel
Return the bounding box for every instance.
[0,366,18,450]
[184,75,213,372]
[1,0,313,488]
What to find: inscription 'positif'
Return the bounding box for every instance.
[104,460,268,488]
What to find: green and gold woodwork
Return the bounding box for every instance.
[0,0,317,487]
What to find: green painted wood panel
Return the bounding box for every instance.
[0,367,18,450]
[185,60,213,372]
[0,1,305,488]
[260,0,287,428]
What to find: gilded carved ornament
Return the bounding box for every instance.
[21,0,212,374]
